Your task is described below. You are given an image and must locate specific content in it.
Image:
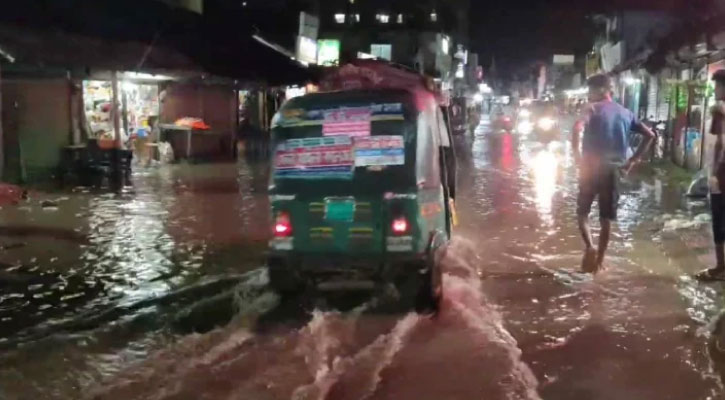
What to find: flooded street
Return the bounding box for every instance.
[2,117,725,399]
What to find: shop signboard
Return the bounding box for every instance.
[600,41,623,73]
[296,12,319,64]
[370,44,392,61]
[296,36,318,64]
[586,52,600,78]
[298,12,319,39]
[553,54,575,65]
[318,39,340,66]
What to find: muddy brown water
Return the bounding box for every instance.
[1,119,724,399]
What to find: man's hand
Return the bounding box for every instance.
[573,151,582,167]
[622,158,638,176]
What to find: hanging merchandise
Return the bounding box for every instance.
[83,80,114,139]
[83,78,160,143]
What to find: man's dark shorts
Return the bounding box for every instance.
[712,193,725,244]
[577,164,620,220]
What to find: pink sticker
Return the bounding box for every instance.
[322,107,372,137]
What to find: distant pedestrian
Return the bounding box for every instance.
[697,70,725,280]
[572,74,656,273]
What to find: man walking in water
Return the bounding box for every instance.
[572,74,655,273]
[698,70,725,280]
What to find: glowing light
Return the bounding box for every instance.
[441,37,449,55]
[123,72,173,81]
[392,217,408,234]
[537,117,556,131]
[334,13,345,23]
[473,93,484,103]
[274,212,292,237]
[565,87,588,97]
[517,121,533,135]
[455,64,465,78]
[518,109,531,118]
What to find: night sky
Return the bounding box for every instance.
[469,0,694,76]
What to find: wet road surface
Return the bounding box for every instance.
[1,116,725,399]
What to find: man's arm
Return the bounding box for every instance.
[712,105,725,169]
[715,134,723,169]
[571,119,583,157]
[624,121,656,172]
[571,105,593,161]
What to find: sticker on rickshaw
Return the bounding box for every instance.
[275,136,354,179]
[323,107,372,137]
[274,103,404,129]
[353,135,405,166]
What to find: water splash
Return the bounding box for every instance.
[84,238,540,400]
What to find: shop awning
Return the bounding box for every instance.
[0,0,316,86]
[0,23,201,75]
[185,33,318,86]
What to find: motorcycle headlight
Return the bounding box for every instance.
[517,121,533,134]
[537,117,556,131]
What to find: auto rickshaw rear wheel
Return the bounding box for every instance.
[415,244,444,314]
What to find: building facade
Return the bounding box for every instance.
[315,0,471,82]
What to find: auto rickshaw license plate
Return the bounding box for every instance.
[324,198,355,222]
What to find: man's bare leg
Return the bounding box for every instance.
[578,215,597,272]
[578,215,593,248]
[596,218,611,272]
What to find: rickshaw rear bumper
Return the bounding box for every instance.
[267,251,428,284]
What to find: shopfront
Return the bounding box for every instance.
[82,75,161,147]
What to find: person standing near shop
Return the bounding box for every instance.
[572,74,656,273]
[698,70,725,280]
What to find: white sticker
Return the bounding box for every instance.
[354,135,405,167]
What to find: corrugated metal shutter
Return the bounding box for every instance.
[656,79,670,121]
[646,76,658,119]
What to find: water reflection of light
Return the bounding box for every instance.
[501,134,514,171]
[530,149,558,225]
[85,191,175,304]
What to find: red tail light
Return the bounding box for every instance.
[391,217,409,235]
[274,212,292,237]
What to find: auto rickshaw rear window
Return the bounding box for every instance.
[270,90,419,193]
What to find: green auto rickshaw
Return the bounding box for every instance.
[267,65,456,311]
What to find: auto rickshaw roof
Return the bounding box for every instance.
[318,60,443,112]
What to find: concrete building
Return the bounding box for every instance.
[315,0,471,81]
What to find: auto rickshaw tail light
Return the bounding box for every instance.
[274,212,293,237]
[391,217,409,235]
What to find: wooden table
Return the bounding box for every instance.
[159,125,232,161]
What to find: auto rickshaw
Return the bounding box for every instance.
[267,61,456,311]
